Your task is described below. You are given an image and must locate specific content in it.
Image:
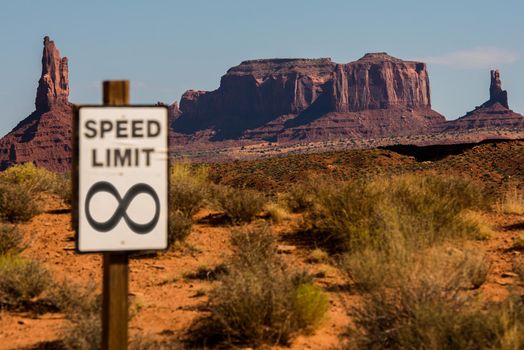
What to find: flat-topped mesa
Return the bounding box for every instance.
[174,52,442,140]
[35,36,69,112]
[331,52,431,112]
[484,69,508,108]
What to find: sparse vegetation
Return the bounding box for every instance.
[170,163,209,217]
[212,185,266,223]
[0,224,24,255]
[183,263,229,281]
[498,185,524,215]
[49,279,101,350]
[0,255,51,306]
[308,248,329,264]
[0,162,59,194]
[300,174,485,253]
[168,210,193,246]
[264,202,290,223]
[347,281,522,350]
[0,181,41,222]
[167,163,211,246]
[200,225,328,346]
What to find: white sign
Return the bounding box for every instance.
[77,106,168,252]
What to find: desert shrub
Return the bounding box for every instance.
[183,263,229,281]
[0,162,59,194]
[0,224,24,255]
[62,313,100,350]
[497,185,524,215]
[301,174,485,253]
[0,181,41,222]
[293,283,329,329]
[344,247,511,350]
[264,202,290,223]
[170,162,209,217]
[204,225,328,346]
[307,248,329,264]
[52,171,72,205]
[284,181,319,213]
[49,279,100,317]
[212,185,266,223]
[349,291,523,350]
[0,255,51,306]
[49,280,101,350]
[129,335,186,350]
[341,246,489,294]
[459,210,495,240]
[168,210,193,246]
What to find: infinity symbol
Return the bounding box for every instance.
[85,181,160,234]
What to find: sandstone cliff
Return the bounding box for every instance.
[445,70,524,131]
[173,53,444,141]
[0,37,72,171]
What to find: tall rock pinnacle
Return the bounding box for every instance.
[0,36,73,171]
[35,36,69,112]
[485,69,508,108]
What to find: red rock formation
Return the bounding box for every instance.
[445,70,524,131]
[330,53,431,111]
[35,36,70,112]
[173,53,444,141]
[0,37,72,171]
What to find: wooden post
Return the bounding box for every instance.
[101,80,130,350]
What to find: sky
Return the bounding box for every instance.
[0,0,522,137]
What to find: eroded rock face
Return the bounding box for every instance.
[35,36,69,112]
[445,70,523,131]
[0,36,72,171]
[331,53,431,112]
[173,53,443,141]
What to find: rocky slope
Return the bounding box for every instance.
[444,70,524,131]
[0,37,72,171]
[173,53,445,142]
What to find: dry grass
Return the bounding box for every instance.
[497,186,524,215]
[49,279,101,350]
[212,185,267,224]
[340,245,518,350]
[264,202,291,223]
[0,255,51,307]
[0,224,24,255]
[300,174,485,253]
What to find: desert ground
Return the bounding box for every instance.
[0,139,523,349]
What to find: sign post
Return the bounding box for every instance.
[73,81,169,350]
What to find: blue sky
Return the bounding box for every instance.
[1,0,522,136]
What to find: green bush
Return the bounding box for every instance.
[0,255,51,306]
[213,185,266,223]
[0,181,41,222]
[205,225,328,346]
[0,224,24,255]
